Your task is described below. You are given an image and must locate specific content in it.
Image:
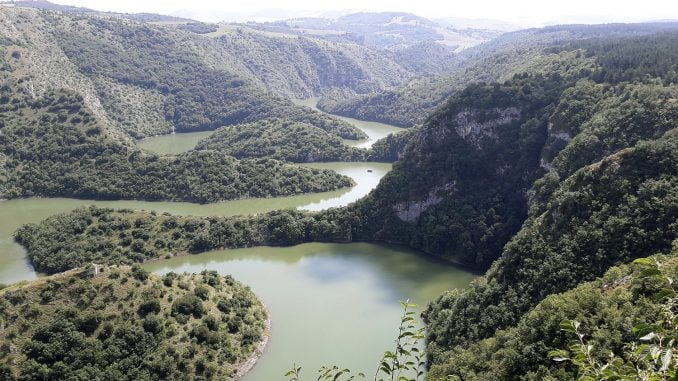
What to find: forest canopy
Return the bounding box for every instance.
[0,266,267,380]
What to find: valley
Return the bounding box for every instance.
[1,1,678,380]
[292,97,404,148]
[0,87,468,380]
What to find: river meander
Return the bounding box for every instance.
[0,105,475,381]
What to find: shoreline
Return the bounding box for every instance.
[234,305,272,380]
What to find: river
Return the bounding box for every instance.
[0,104,475,380]
[137,130,214,155]
[138,98,404,153]
[145,243,475,381]
[293,97,403,148]
[0,162,390,284]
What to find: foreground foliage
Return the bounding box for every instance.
[425,243,678,380]
[0,266,267,380]
[549,256,678,380]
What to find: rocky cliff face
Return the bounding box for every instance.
[352,78,560,269]
[453,107,521,145]
[393,183,455,222]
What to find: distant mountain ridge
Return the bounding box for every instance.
[244,11,506,54]
[4,0,193,22]
[319,21,678,127]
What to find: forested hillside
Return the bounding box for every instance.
[45,12,365,139]
[0,266,267,380]
[426,241,678,380]
[0,68,351,202]
[7,12,678,381]
[0,6,376,201]
[195,119,366,163]
[0,5,420,139]
[372,29,678,378]
[319,23,678,127]
[208,25,413,98]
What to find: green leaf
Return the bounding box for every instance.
[653,288,676,301]
[560,320,576,333]
[661,349,672,372]
[633,323,658,336]
[633,258,654,265]
[548,349,571,362]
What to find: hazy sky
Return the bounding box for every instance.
[45,0,678,26]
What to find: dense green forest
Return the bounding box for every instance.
[425,242,678,380]
[49,15,365,139]
[366,127,419,162]
[4,6,678,380]
[424,128,678,355]
[412,31,678,378]
[194,119,416,163]
[0,85,352,202]
[195,119,366,163]
[318,23,678,127]
[14,206,355,274]
[0,266,267,380]
[347,73,574,269]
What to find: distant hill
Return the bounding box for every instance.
[319,22,678,127]
[0,6,392,138]
[0,6,358,202]
[6,0,193,22]
[247,11,504,54]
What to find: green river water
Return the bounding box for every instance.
[0,106,475,380]
[293,97,404,148]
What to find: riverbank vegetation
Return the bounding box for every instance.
[14,207,356,274]
[0,266,267,380]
